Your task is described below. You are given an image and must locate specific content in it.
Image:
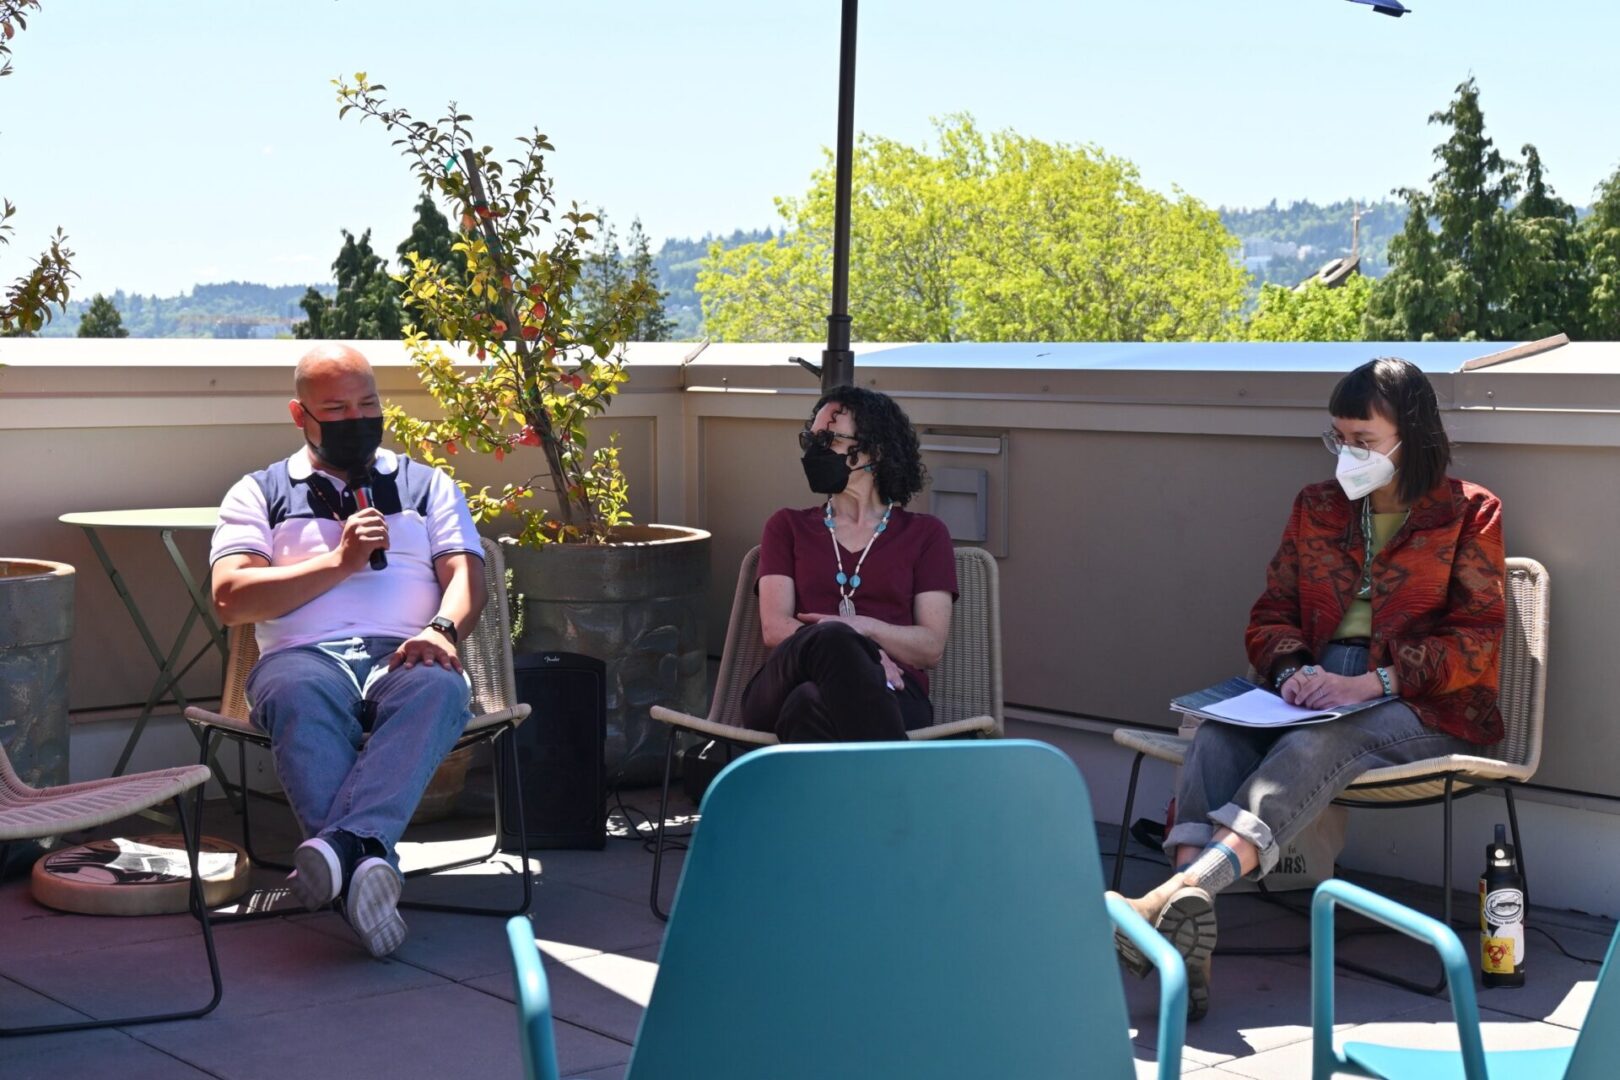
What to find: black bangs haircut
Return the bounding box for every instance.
[1329,357,1451,504]
[810,386,927,505]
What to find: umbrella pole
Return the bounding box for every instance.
[821,0,858,392]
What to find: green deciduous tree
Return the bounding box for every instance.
[1246,275,1374,342]
[1584,167,1620,339]
[76,292,128,338]
[699,115,1245,343]
[293,228,405,340]
[1,2,75,338]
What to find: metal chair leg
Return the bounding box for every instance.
[400,724,533,917]
[650,733,679,922]
[1,795,224,1037]
[1111,751,1146,893]
[1504,784,1528,907]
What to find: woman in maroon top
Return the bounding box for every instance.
[742,386,958,742]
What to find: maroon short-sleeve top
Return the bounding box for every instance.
[757,505,958,693]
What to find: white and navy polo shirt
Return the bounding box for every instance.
[209,448,482,656]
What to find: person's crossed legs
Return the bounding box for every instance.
[248,636,469,957]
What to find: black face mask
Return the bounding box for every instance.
[802,443,865,495]
[304,411,384,472]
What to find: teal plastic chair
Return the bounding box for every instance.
[507,916,561,1080]
[506,740,1186,1079]
[1312,878,1618,1079]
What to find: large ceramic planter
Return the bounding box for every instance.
[0,558,74,789]
[502,525,711,784]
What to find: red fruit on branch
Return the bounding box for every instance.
[492,320,508,336]
[444,439,458,455]
[476,347,487,361]
[515,426,541,447]
[531,300,548,321]
[520,325,540,340]
[528,283,545,298]
[564,373,583,390]
[494,447,505,462]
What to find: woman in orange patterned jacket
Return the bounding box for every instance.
[1113,357,1505,1021]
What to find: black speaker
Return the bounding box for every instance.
[501,651,607,851]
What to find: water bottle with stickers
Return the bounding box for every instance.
[1479,823,1525,988]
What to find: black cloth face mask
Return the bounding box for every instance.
[801,443,868,495]
[303,411,384,472]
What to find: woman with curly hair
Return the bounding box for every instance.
[742,386,957,742]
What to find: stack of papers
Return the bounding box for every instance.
[1171,676,1393,728]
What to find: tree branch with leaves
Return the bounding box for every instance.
[336,75,655,544]
[1,2,75,338]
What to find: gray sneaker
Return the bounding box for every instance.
[342,856,407,958]
[289,838,344,912]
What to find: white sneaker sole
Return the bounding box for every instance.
[347,858,407,959]
[290,839,342,912]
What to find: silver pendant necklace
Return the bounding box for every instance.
[825,499,893,617]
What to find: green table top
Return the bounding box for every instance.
[59,507,221,531]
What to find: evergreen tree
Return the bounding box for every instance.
[577,212,673,342]
[1365,189,1454,339]
[1505,144,1587,339]
[1367,79,1531,341]
[293,228,404,339]
[397,194,460,279]
[76,292,128,337]
[1585,167,1620,339]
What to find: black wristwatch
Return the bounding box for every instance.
[426,615,458,645]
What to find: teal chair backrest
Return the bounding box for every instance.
[1565,922,1620,1078]
[628,740,1141,1080]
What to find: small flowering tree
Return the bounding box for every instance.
[337,75,659,544]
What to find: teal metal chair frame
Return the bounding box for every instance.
[1311,878,1616,1080]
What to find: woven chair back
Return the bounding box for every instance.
[215,536,516,720]
[707,545,1002,734]
[1488,557,1550,771]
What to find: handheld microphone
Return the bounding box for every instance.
[349,468,388,571]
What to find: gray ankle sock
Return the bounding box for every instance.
[1186,842,1242,895]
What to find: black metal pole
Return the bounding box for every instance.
[820,0,858,392]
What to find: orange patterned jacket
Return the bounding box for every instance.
[1246,477,1506,745]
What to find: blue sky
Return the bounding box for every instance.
[5,1,1618,297]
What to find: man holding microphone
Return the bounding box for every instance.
[209,344,486,958]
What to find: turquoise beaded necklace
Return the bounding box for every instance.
[825,498,894,617]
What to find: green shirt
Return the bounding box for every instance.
[1331,511,1408,641]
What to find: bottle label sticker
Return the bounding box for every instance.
[1483,935,1517,974]
[1485,888,1524,926]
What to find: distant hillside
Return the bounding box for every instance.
[652,228,773,340]
[39,282,334,338]
[1220,199,1406,288]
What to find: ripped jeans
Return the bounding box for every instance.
[1164,642,1471,879]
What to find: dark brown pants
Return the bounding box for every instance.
[740,621,932,742]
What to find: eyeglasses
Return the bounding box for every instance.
[799,428,858,453]
[1321,429,1394,460]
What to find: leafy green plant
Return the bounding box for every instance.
[1,2,75,338]
[337,74,660,544]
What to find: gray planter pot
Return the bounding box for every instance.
[0,558,74,788]
[502,525,711,784]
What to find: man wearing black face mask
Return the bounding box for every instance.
[208,344,487,959]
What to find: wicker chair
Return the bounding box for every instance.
[646,544,1004,919]
[0,746,221,1035]
[1109,556,1550,993]
[183,536,533,919]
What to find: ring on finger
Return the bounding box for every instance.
[1302,665,1319,677]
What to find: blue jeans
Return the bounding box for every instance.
[1165,643,1471,879]
[246,636,471,867]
